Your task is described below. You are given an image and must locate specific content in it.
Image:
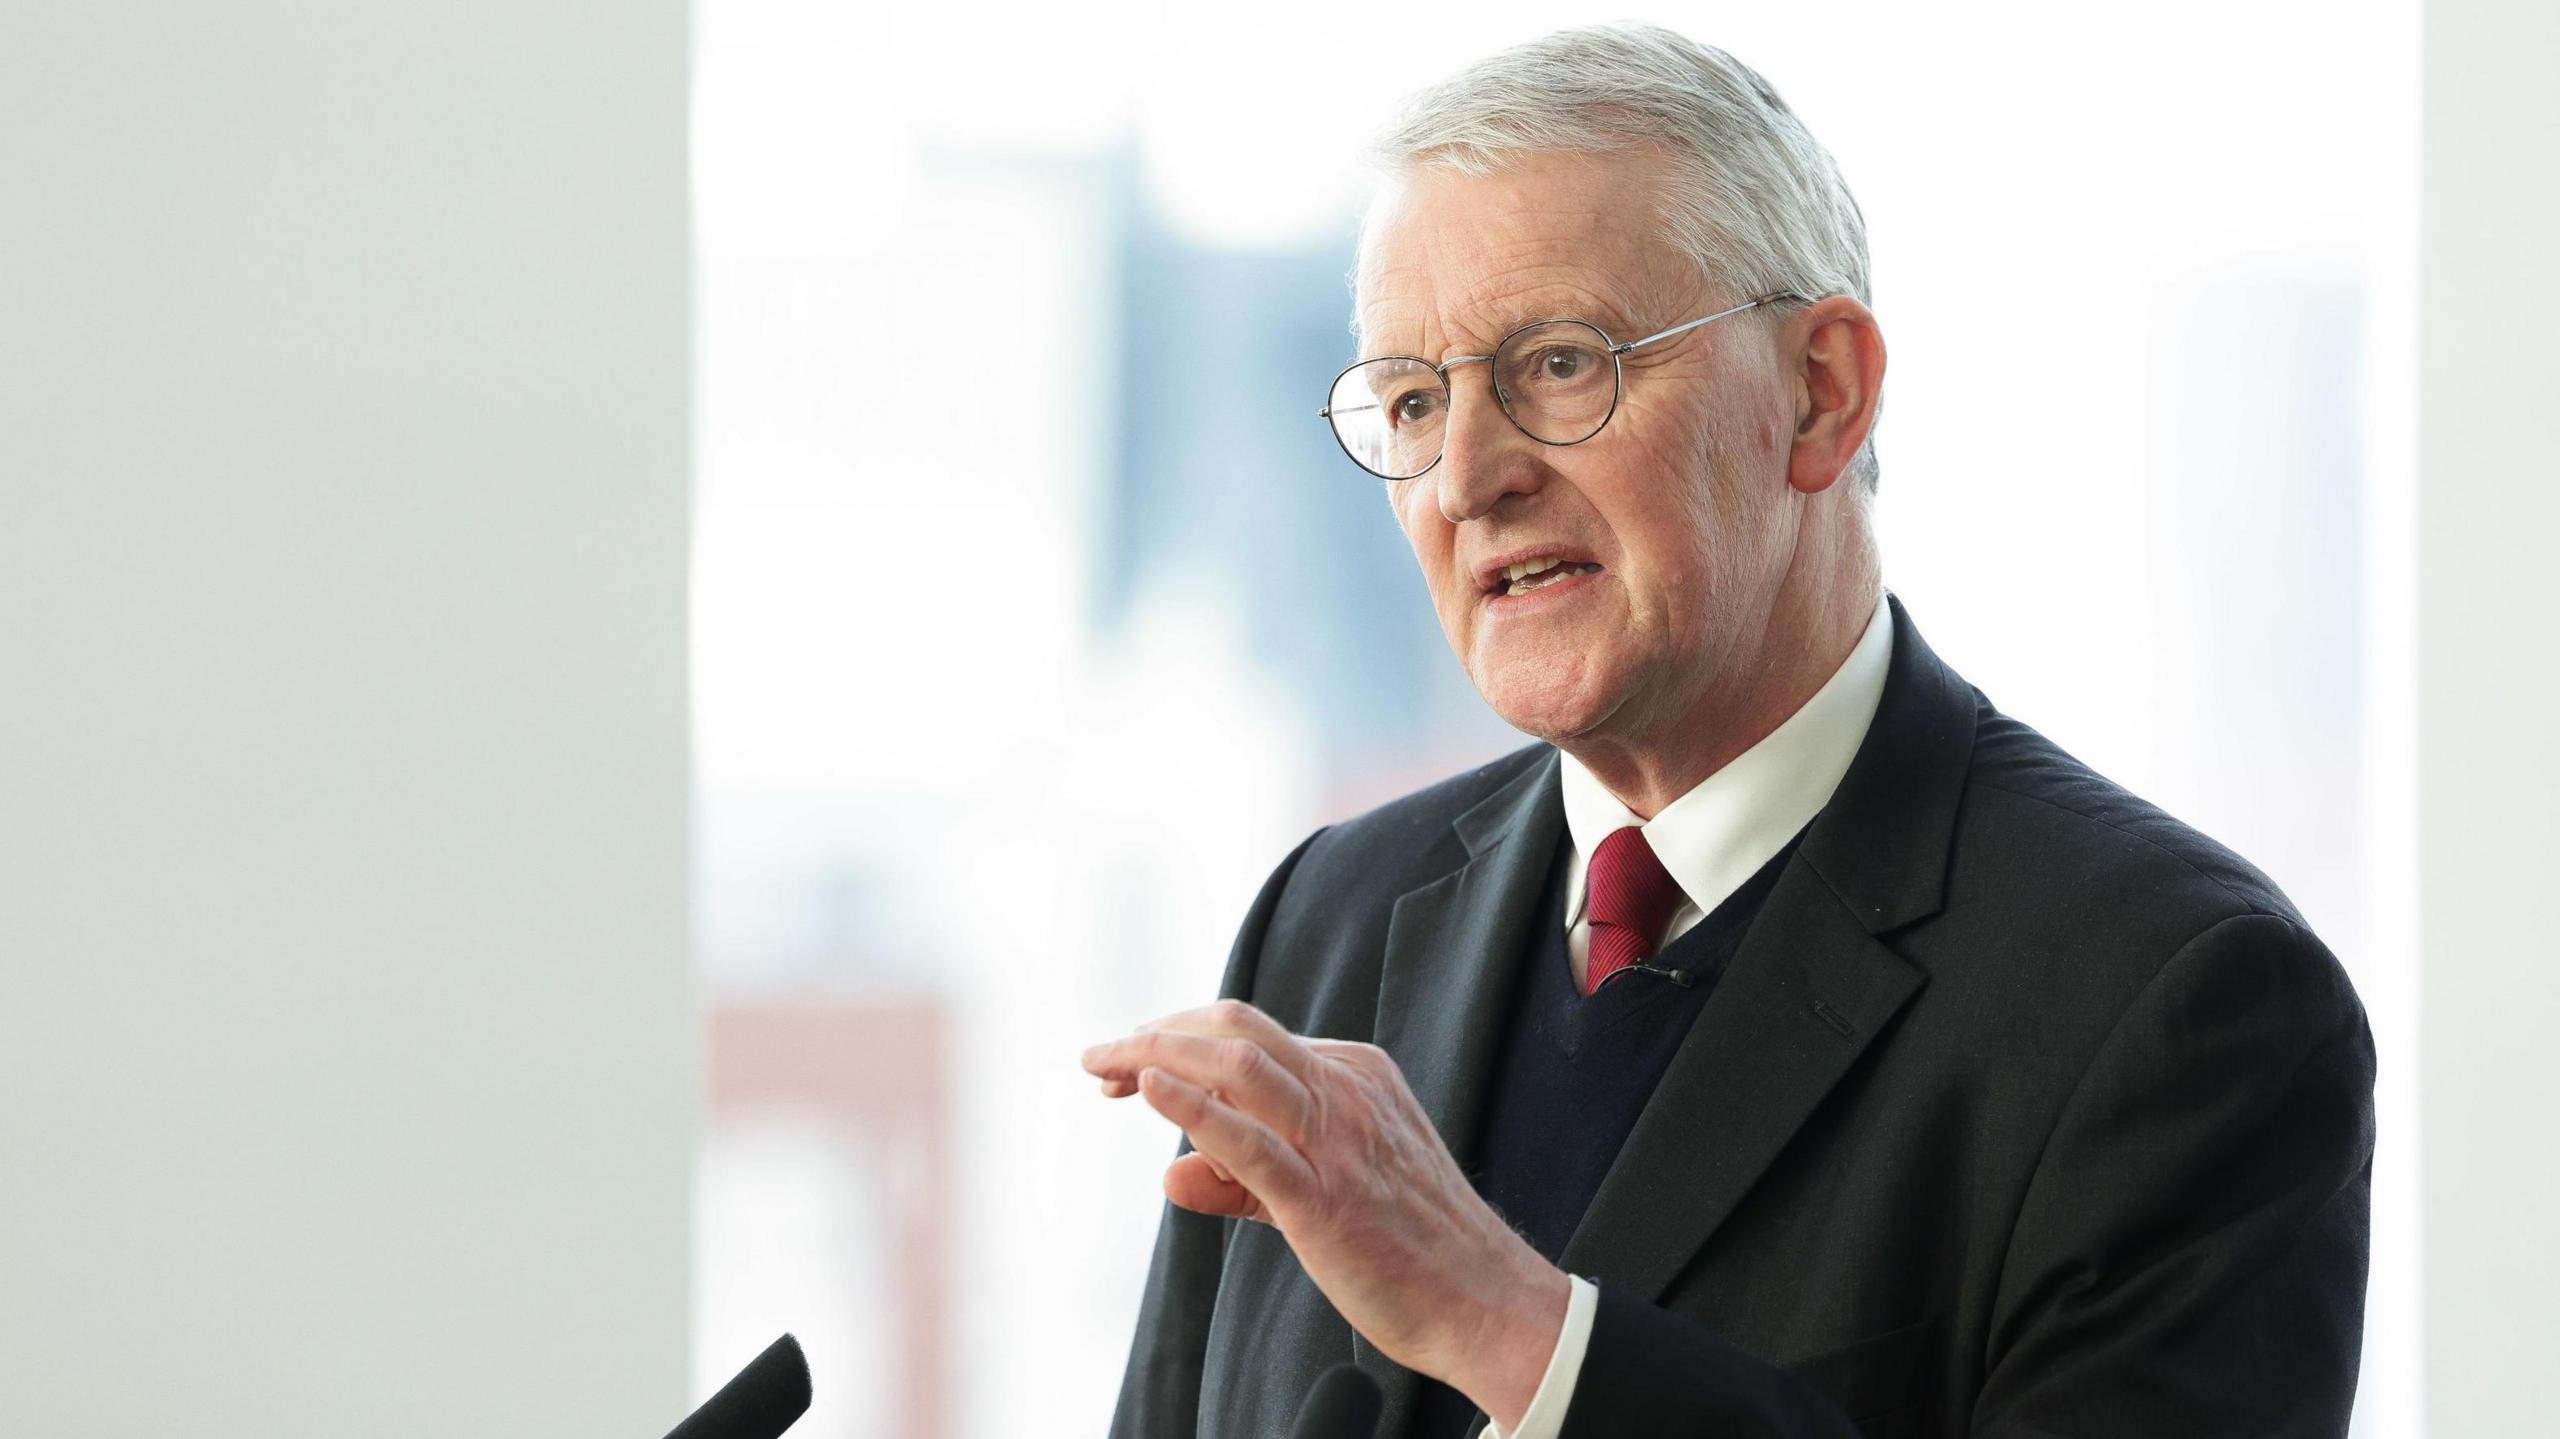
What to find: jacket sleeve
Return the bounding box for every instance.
[1557,1287,1867,1438]
[1970,911,2375,1437]
[1106,827,1328,1439]
[1556,911,2374,1438]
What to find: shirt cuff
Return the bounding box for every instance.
[1484,1274,1598,1439]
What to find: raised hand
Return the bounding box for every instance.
[1083,999,1568,1430]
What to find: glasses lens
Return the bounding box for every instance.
[1328,358,1446,480]
[1493,322,1617,444]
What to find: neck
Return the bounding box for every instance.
[1564,534,1881,821]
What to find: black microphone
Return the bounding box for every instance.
[663,1333,811,1439]
[1626,959,1698,987]
[1289,1364,1384,1439]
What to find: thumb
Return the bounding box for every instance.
[1166,1151,1271,1223]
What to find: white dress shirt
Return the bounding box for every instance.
[1487,587,1894,1439]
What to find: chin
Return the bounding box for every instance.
[1473,656,1624,743]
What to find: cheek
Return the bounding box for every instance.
[1388,475,1435,544]
[1390,485,1468,615]
[1593,419,1723,578]
[1594,413,1769,623]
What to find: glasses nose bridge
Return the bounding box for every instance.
[1435,350,1526,440]
[1431,350,1545,518]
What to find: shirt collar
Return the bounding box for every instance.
[1559,587,1896,925]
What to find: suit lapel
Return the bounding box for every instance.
[1352,750,1564,1420]
[1559,591,1978,1304]
[1372,752,1563,1155]
[1553,861,1926,1298]
[1349,593,1979,1428]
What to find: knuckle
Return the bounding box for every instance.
[1224,1038,1271,1085]
[1334,1043,1392,1088]
[1353,1064,1406,1115]
[1207,998,1256,1029]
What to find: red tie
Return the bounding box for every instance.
[1583,825,1686,995]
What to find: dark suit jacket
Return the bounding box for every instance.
[1108,594,2374,1438]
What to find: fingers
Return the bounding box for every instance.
[1163,1150,1267,1222]
[1134,1000,1325,1085]
[1138,1065,1315,1217]
[1085,1013,1321,1144]
[1085,1015,1385,1125]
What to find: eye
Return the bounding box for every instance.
[1526,343,1604,386]
[1390,388,1444,427]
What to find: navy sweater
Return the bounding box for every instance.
[1412,822,1808,1437]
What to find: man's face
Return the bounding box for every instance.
[1357,149,1800,747]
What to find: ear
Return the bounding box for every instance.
[1785,296,1886,495]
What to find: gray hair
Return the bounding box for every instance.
[1367,23,1881,494]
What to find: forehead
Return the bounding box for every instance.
[1356,149,1695,358]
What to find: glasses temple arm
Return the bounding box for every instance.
[1609,291,1820,355]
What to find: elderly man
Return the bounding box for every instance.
[1084,24,2372,1439]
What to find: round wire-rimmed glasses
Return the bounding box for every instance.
[1317,292,1810,481]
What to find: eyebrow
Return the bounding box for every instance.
[1360,298,1645,364]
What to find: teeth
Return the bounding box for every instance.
[1503,556,1566,582]
[1502,561,1600,597]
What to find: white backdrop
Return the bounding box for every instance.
[0,3,693,1433]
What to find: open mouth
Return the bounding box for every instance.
[1494,556,1604,598]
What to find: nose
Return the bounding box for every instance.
[1432,359,1548,525]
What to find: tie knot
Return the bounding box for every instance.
[1586,825,1684,951]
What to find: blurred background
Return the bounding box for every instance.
[689,2,2420,1434]
[6,0,2552,1434]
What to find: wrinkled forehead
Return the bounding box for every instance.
[1351,151,1696,361]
